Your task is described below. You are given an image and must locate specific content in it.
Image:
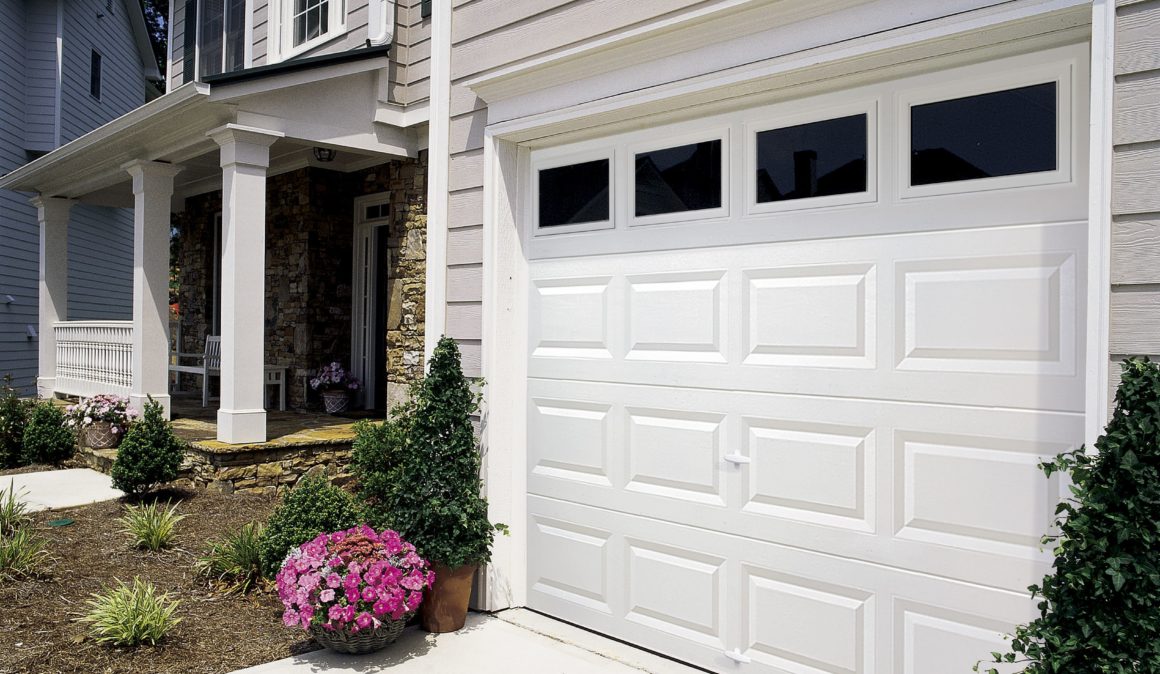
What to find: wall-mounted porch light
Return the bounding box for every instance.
[313,147,337,163]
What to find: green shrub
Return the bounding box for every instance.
[78,577,181,646]
[0,528,49,580]
[352,336,502,570]
[196,522,264,594]
[118,501,185,551]
[258,476,363,577]
[110,399,184,496]
[0,480,32,537]
[0,375,33,468]
[978,358,1160,673]
[21,402,74,465]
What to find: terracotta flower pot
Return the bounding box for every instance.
[420,562,476,633]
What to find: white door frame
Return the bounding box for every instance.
[351,193,392,410]
[477,3,1106,613]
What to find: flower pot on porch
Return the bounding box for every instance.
[82,421,122,449]
[420,562,476,633]
[321,390,350,414]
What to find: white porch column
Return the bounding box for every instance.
[31,196,73,399]
[209,124,282,444]
[124,161,182,418]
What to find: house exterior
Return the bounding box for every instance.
[0,0,159,394]
[1,0,1158,671]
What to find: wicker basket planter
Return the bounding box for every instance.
[321,390,351,414]
[308,618,408,654]
[81,421,122,449]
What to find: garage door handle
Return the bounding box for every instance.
[724,648,752,664]
[724,453,751,465]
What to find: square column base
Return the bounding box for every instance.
[129,393,171,420]
[217,408,267,444]
[36,377,56,400]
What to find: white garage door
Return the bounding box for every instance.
[524,45,1089,673]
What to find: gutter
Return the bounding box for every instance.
[202,44,391,86]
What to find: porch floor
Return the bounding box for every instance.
[168,395,372,452]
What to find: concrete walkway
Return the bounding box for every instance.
[233,609,701,674]
[0,468,123,511]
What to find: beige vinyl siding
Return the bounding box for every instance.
[253,0,269,65]
[1109,0,1160,405]
[392,0,430,105]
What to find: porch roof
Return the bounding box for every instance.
[0,56,423,208]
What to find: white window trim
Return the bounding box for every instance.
[626,126,730,227]
[896,54,1076,200]
[745,98,879,215]
[530,147,615,237]
[269,0,348,63]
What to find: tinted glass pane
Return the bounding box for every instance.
[635,140,721,217]
[539,159,610,228]
[911,82,1057,186]
[756,114,866,203]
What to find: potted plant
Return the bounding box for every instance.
[310,362,361,414]
[276,525,433,654]
[351,336,506,633]
[66,394,139,449]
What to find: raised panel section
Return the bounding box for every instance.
[897,602,1013,674]
[896,254,1076,375]
[742,567,871,674]
[529,398,613,486]
[625,408,724,505]
[529,516,612,614]
[743,264,876,368]
[530,276,612,359]
[625,540,724,647]
[625,271,726,363]
[743,419,873,530]
[895,431,1065,553]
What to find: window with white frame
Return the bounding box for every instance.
[278,0,347,58]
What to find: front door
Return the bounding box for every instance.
[352,194,391,411]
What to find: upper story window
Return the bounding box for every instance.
[182,0,247,83]
[279,0,347,58]
[89,50,102,100]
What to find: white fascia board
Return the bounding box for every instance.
[0,83,212,193]
[206,58,392,102]
[374,101,431,128]
[485,0,1091,143]
[126,0,163,81]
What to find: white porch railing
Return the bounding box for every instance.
[54,321,133,397]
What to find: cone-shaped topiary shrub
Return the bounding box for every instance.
[352,336,501,569]
[110,399,184,497]
[978,358,1160,673]
[21,401,74,465]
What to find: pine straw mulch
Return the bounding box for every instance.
[0,489,319,674]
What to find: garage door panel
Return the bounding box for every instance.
[528,397,615,486]
[526,377,1080,592]
[528,496,1036,673]
[895,252,1077,376]
[528,221,1086,412]
[527,514,615,615]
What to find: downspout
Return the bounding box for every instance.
[367,0,395,47]
[53,0,63,148]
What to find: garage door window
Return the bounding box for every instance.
[536,157,612,232]
[909,81,1058,187]
[634,139,723,219]
[755,113,868,203]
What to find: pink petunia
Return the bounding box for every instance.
[319,589,335,603]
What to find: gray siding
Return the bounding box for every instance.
[0,0,37,390]
[67,205,134,321]
[0,0,143,390]
[395,0,430,105]
[1110,0,1160,403]
[59,0,146,143]
[23,0,57,151]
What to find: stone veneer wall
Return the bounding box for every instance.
[174,153,427,411]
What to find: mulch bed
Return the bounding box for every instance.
[0,489,319,674]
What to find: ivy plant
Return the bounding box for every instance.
[977,358,1160,673]
[352,336,504,570]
